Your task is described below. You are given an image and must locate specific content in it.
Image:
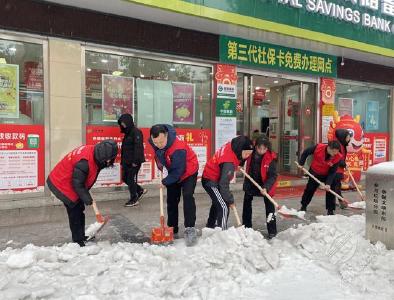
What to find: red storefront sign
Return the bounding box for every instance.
[86,125,212,185]
[0,124,45,191]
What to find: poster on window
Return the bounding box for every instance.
[172,82,195,124]
[366,101,379,131]
[215,117,237,150]
[0,125,45,192]
[24,61,44,91]
[102,75,134,122]
[338,98,353,117]
[0,64,19,119]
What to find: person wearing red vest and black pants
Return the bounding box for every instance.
[330,129,351,209]
[47,140,118,247]
[242,136,278,238]
[298,140,342,215]
[202,136,253,230]
[149,124,199,246]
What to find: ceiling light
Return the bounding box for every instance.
[101,59,108,63]
[140,74,145,78]
[348,88,352,92]
[255,86,260,89]
[170,68,176,71]
[266,89,270,92]
[86,68,92,72]
[273,80,279,84]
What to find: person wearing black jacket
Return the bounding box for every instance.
[47,140,118,246]
[118,114,147,207]
[297,140,342,215]
[242,137,278,238]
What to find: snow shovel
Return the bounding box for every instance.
[230,204,242,227]
[86,201,110,241]
[347,168,366,202]
[239,167,305,220]
[151,172,174,244]
[295,161,351,207]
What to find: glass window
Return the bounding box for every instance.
[0,39,44,124]
[85,51,212,129]
[336,82,391,133]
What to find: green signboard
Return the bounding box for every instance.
[220,36,337,77]
[216,98,236,117]
[125,0,394,57]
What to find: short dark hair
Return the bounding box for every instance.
[150,125,168,138]
[255,136,272,151]
[328,140,341,150]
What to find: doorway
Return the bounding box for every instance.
[237,73,317,175]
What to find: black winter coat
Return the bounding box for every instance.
[118,114,145,166]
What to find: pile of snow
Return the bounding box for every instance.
[348,201,366,209]
[1,215,394,299]
[278,205,306,219]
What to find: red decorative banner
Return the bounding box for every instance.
[320,78,336,104]
[23,61,44,91]
[0,124,45,191]
[214,64,237,99]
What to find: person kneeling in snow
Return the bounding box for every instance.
[242,136,278,239]
[149,124,199,246]
[202,136,253,230]
[47,140,118,247]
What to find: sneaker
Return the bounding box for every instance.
[76,240,85,247]
[184,227,198,247]
[267,232,277,240]
[124,199,139,207]
[136,189,148,201]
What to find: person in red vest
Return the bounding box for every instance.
[330,129,351,209]
[242,136,278,238]
[47,140,118,247]
[202,136,253,230]
[149,124,199,246]
[297,140,342,215]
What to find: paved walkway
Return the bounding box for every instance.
[0,187,364,250]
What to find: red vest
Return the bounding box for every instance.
[203,142,240,182]
[310,144,342,176]
[165,138,199,181]
[246,150,277,196]
[48,145,99,202]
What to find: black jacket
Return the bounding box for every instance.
[118,114,145,166]
[335,129,350,169]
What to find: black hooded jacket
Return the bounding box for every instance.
[118,114,145,166]
[335,129,350,168]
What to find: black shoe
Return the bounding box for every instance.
[300,205,307,212]
[327,210,335,215]
[125,199,139,207]
[136,189,148,201]
[268,232,277,240]
[76,240,85,247]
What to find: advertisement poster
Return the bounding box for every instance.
[215,117,237,150]
[366,100,379,131]
[0,64,19,119]
[214,64,237,99]
[322,116,333,143]
[338,98,353,117]
[320,78,336,104]
[363,133,389,165]
[172,82,195,124]
[23,61,44,91]
[0,124,45,191]
[102,75,134,122]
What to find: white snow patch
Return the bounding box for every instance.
[348,201,366,209]
[86,222,104,239]
[1,216,394,299]
[279,205,306,219]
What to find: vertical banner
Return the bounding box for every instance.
[0,124,45,192]
[172,82,195,124]
[102,75,134,122]
[366,100,379,131]
[214,64,237,150]
[338,98,353,117]
[0,64,19,119]
[320,78,336,143]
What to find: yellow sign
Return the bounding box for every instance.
[322,104,335,116]
[277,180,291,188]
[0,64,19,119]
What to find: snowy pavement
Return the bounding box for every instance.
[1,214,393,299]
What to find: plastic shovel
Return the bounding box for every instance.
[345,169,366,210]
[294,161,352,208]
[348,168,366,202]
[239,167,305,220]
[86,201,110,241]
[151,172,174,244]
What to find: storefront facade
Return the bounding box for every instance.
[0,0,393,208]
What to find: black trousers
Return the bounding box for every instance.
[166,173,197,234]
[301,175,336,211]
[122,164,143,201]
[327,173,344,208]
[202,179,230,230]
[242,193,277,234]
[65,200,85,243]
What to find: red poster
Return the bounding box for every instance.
[320,78,336,104]
[172,82,195,124]
[23,61,44,91]
[0,124,45,191]
[253,88,266,105]
[102,75,134,122]
[214,64,237,99]
[364,132,389,165]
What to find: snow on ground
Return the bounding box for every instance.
[1,215,394,300]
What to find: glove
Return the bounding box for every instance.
[96,213,105,223]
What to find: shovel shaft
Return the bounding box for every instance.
[295,161,347,203]
[347,169,365,201]
[92,201,100,215]
[159,171,164,218]
[231,205,242,226]
[239,167,280,209]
